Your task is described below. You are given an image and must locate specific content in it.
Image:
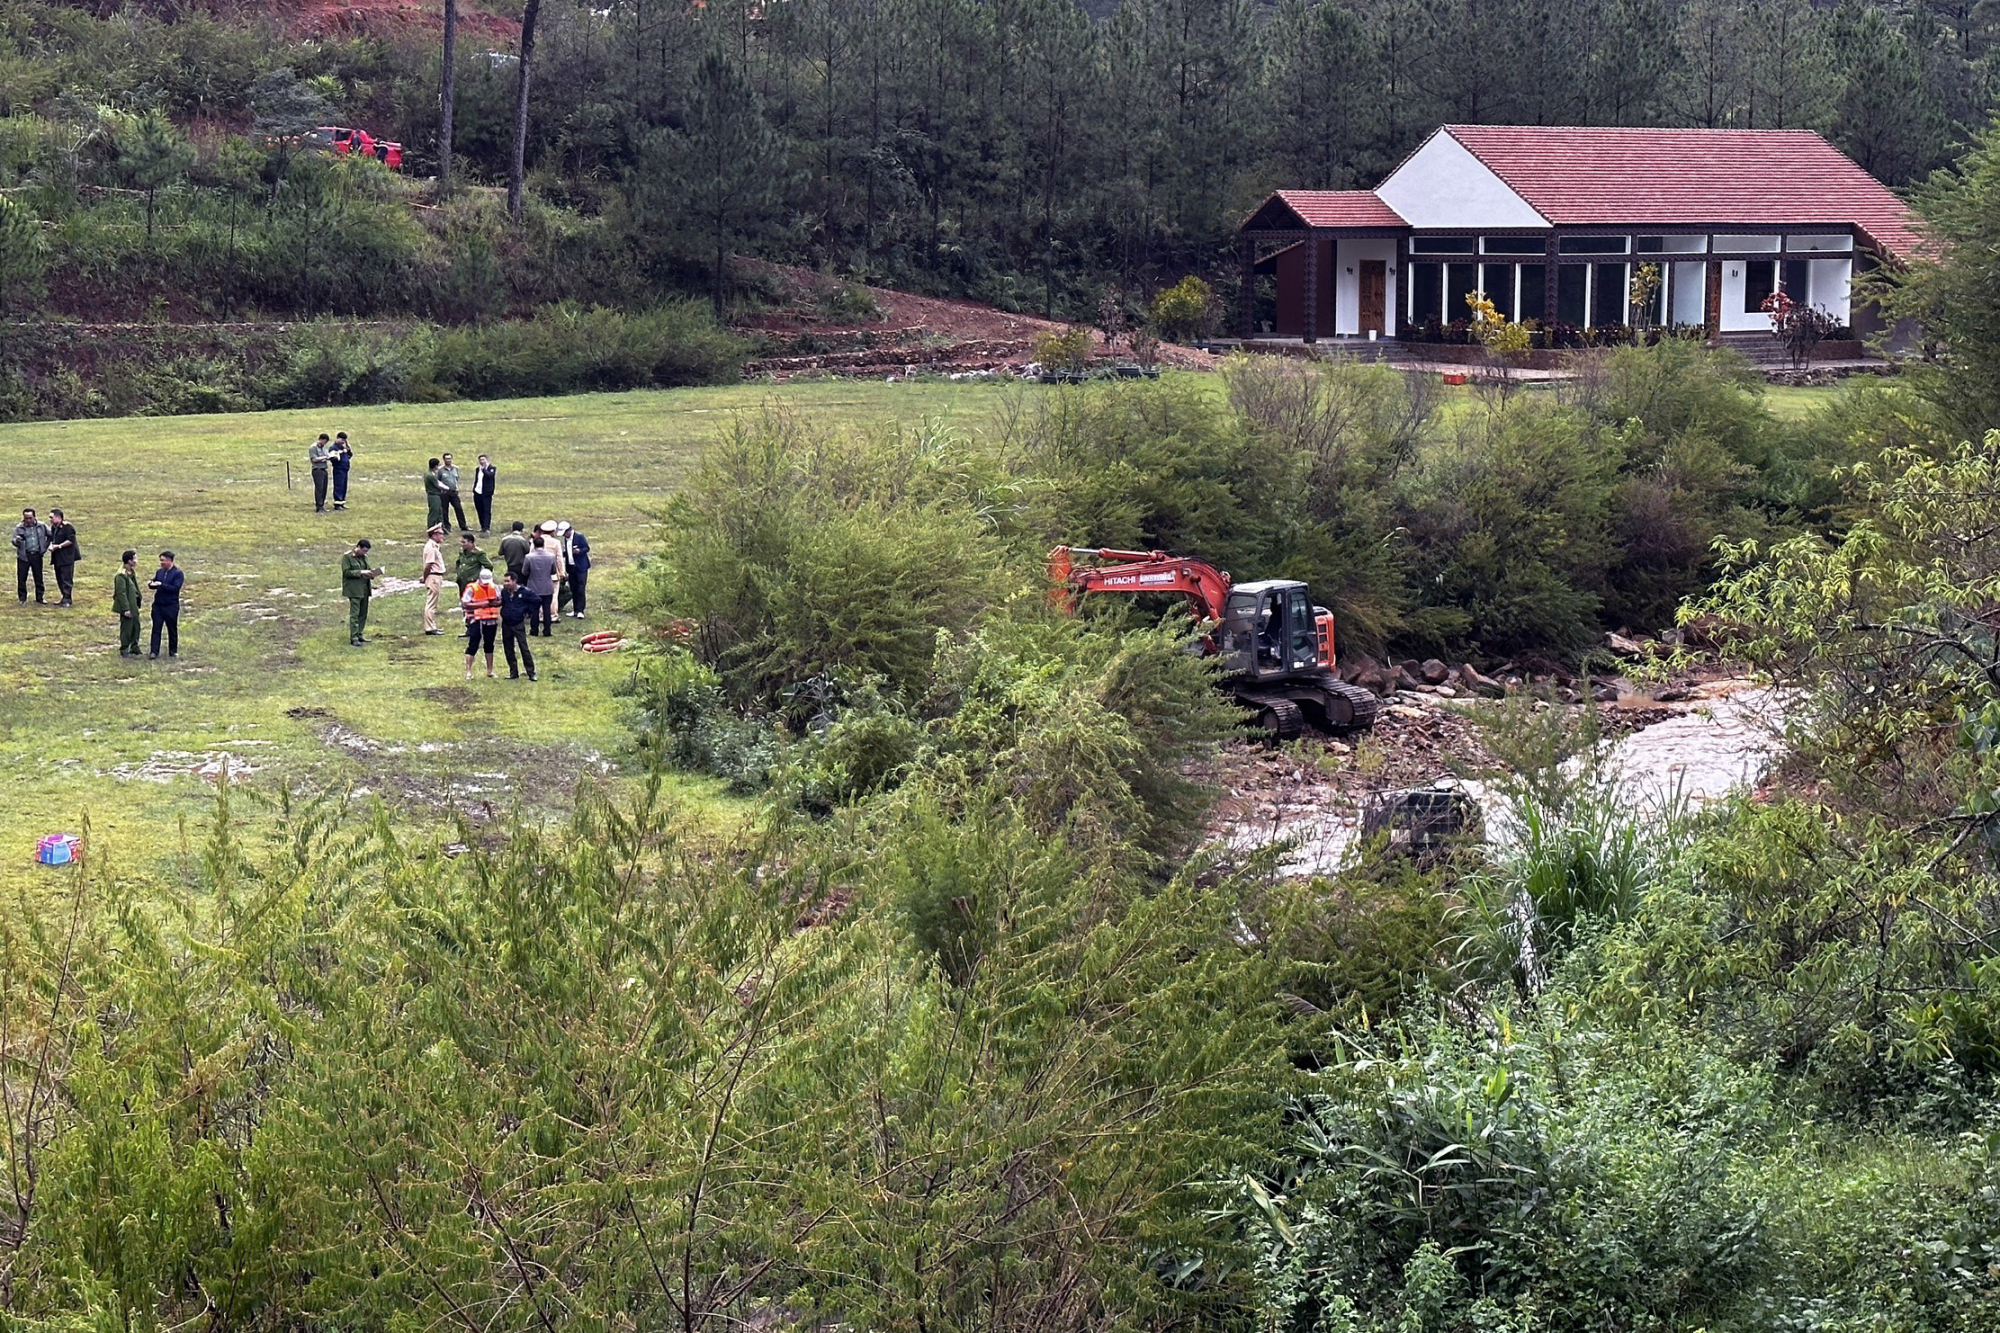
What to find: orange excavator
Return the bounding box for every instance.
[1048,546,1379,739]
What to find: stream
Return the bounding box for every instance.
[1222,685,1787,878]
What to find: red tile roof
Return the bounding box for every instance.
[1440,125,1925,262]
[1270,189,1408,229]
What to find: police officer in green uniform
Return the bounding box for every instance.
[424,457,445,532]
[452,531,491,593]
[342,539,383,645]
[112,549,142,656]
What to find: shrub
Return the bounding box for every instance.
[1151,274,1214,342]
[1031,324,1093,372]
[1397,398,1621,655]
[635,413,1005,711]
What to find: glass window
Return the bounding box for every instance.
[1481,235,1546,255]
[1556,265,1587,326]
[1482,264,1515,321]
[1445,263,1477,323]
[1785,234,1852,252]
[1781,259,1809,302]
[1716,235,1780,253]
[1409,236,1475,254]
[1518,265,1547,323]
[1743,259,1777,311]
[1558,235,1629,255]
[1409,263,1442,323]
[1636,234,1707,254]
[1592,262,1628,326]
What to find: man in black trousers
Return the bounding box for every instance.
[12,507,47,604]
[309,434,332,512]
[45,508,78,607]
[471,453,497,534]
[148,550,183,659]
[499,569,537,681]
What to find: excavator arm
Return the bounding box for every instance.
[1047,546,1235,625]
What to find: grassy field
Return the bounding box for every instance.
[0,367,1868,901]
[0,378,1024,901]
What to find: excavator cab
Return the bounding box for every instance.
[1220,580,1322,680]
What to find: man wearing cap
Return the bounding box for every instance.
[341,539,383,646]
[419,523,447,635]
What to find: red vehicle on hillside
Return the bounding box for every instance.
[296,126,403,170]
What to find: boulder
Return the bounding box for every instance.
[1419,657,1450,684]
[1458,664,1507,698]
[1340,652,1382,686]
[1604,631,1646,657]
[1396,665,1425,693]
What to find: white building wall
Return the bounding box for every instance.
[1717,260,1763,333]
[1333,238,1399,336]
[1809,258,1852,324]
[1375,130,1550,231]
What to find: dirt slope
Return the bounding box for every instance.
[268,0,519,40]
[737,260,1217,380]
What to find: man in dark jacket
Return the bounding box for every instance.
[113,550,142,655]
[499,570,537,681]
[558,524,592,619]
[12,507,47,604]
[147,550,183,659]
[331,432,353,509]
[498,520,531,582]
[342,538,383,645]
[471,453,497,533]
[45,509,78,607]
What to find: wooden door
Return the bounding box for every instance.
[1704,261,1723,339]
[1359,261,1386,335]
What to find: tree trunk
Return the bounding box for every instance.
[438,0,458,201]
[507,0,544,222]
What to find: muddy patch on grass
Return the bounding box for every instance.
[104,749,264,783]
[420,684,478,709]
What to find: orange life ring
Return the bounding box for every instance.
[580,631,625,653]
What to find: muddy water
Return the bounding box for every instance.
[1605,688,1785,815]
[1219,686,1786,878]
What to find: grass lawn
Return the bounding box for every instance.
[0,378,1024,902]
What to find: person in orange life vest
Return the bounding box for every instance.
[460,567,501,680]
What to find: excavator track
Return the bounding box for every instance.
[1323,679,1381,734]
[1235,691,1306,741]
[1234,675,1379,740]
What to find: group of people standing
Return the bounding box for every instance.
[17,503,183,657]
[333,444,594,684]
[307,432,355,513]
[423,452,498,534]
[12,507,81,606]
